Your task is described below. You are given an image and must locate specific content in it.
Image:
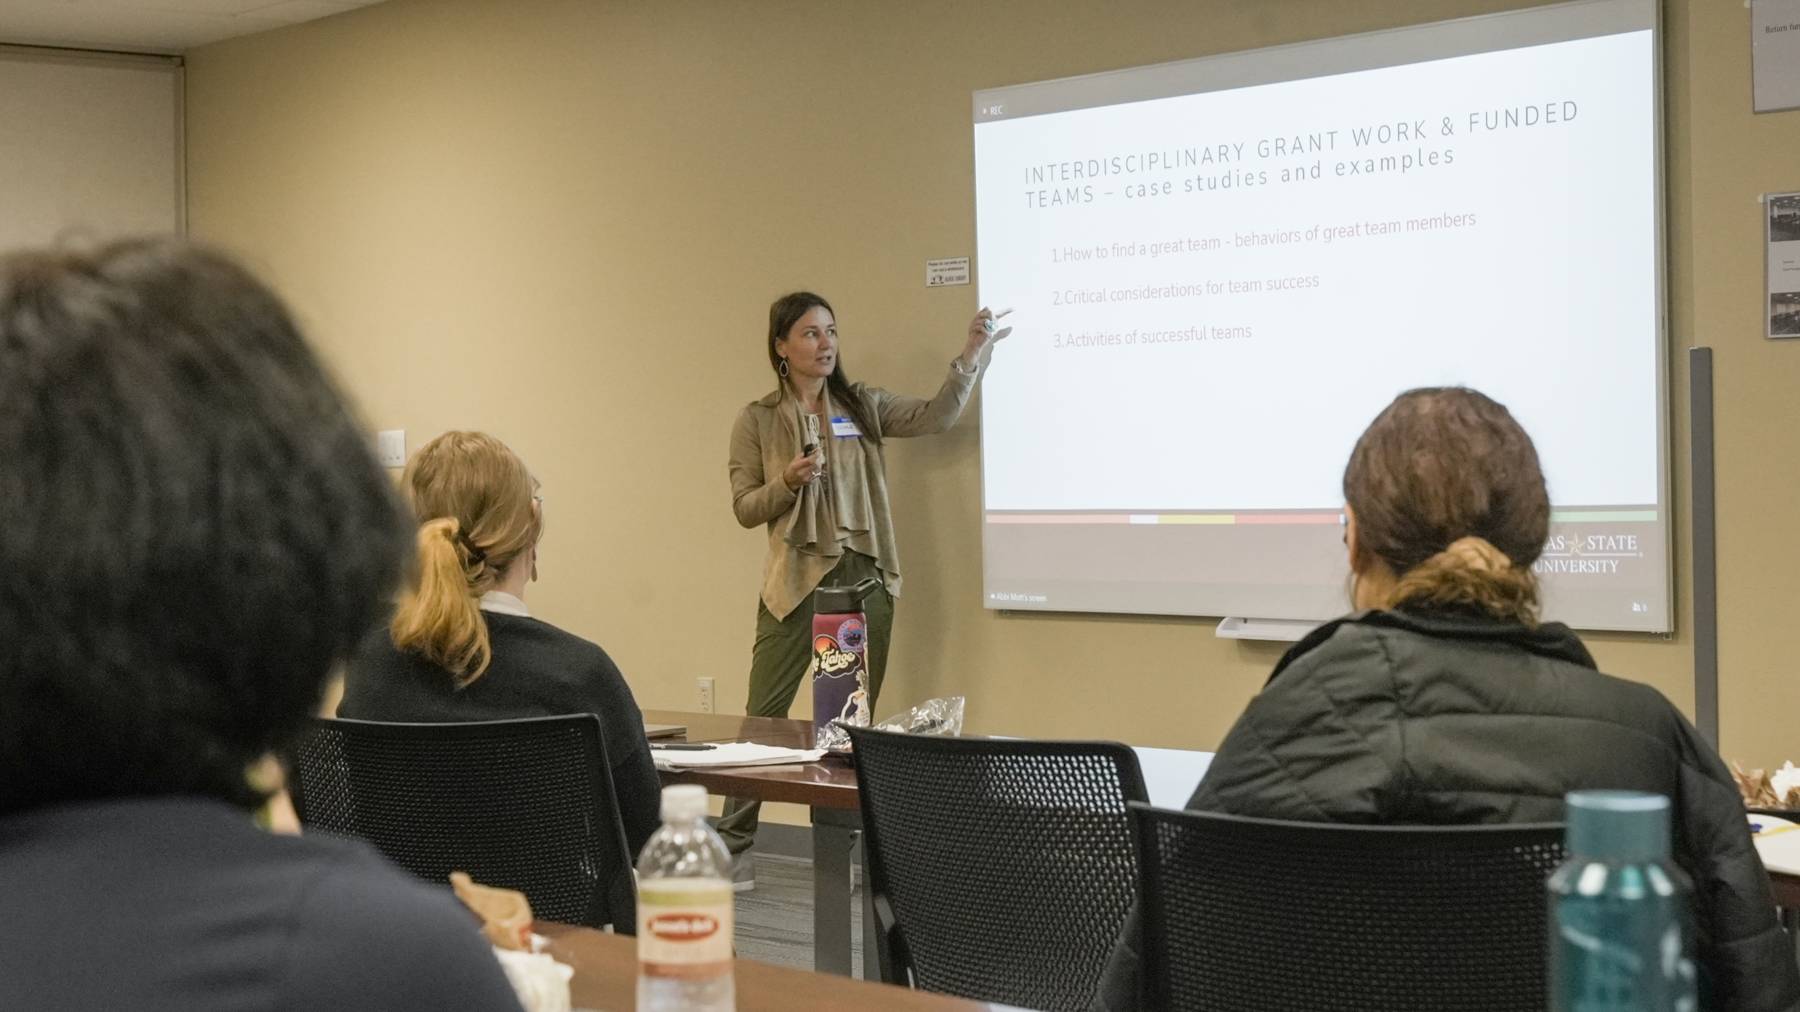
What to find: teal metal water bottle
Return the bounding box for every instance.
[1549,791,1697,1012]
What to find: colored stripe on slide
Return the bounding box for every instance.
[1550,509,1658,523]
[986,512,1339,525]
[989,509,1657,526]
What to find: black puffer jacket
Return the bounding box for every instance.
[1095,607,1800,1011]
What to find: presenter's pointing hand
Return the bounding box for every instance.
[960,306,1014,370]
[781,448,824,491]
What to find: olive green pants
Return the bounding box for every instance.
[716,551,892,855]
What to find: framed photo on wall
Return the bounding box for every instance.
[1768,192,1800,339]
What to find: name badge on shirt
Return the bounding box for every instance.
[830,416,862,439]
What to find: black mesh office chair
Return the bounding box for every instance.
[1131,803,1565,1011]
[846,724,1148,1011]
[290,715,637,932]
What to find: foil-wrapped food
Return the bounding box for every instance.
[818,695,966,752]
[1732,760,1800,810]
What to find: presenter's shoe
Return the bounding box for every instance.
[731,852,756,893]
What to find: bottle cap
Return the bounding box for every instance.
[1564,790,1670,862]
[812,577,882,615]
[660,784,708,821]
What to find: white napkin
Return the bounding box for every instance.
[1772,761,1800,802]
[492,943,573,1012]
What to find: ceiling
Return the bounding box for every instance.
[0,0,388,55]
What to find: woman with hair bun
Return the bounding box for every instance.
[1094,387,1799,1011]
[340,431,660,857]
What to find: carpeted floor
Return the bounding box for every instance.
[732,853,865,978]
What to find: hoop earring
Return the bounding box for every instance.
[778,358,789,377]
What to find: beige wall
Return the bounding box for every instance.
[1677,3,1800,764]
[183,0,1798,773]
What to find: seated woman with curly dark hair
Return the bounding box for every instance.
[1094,387,1799,1012]
[0,240,521,1012]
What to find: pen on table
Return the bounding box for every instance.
[651,743,717,751]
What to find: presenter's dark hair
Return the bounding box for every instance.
[1343,387,1549,624]
[0,238,408,815]
[766,291,881,445]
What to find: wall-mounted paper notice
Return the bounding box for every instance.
[1768,192,1800,339]
[1754,0,1800,112]
[925,257,970,287]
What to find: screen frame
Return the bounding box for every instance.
[969,0,1671,634]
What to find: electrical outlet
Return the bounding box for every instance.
[696,677,715,713]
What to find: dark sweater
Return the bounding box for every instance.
[1095,608,1800,1012]
[340,611,661,857]
[0,797,523,1012]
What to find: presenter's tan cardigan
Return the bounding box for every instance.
[728,362,978,619]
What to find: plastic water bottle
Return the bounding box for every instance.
[1549,790,1697,1012]
[637,784,735,1011]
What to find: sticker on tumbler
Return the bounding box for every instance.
[837,617,866,652]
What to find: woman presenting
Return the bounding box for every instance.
[720,291,1010,879]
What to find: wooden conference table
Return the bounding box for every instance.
[641,709,870,978]
[643,709,1800,986]
[1771,871,1800,912]
[538,922,994,1011]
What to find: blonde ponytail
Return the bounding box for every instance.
[390,517,493,686]
[386,430,539,687]
[1387,536,1539,626]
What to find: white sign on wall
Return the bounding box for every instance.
[925,256,970,287]
[1754,0,1800,112]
